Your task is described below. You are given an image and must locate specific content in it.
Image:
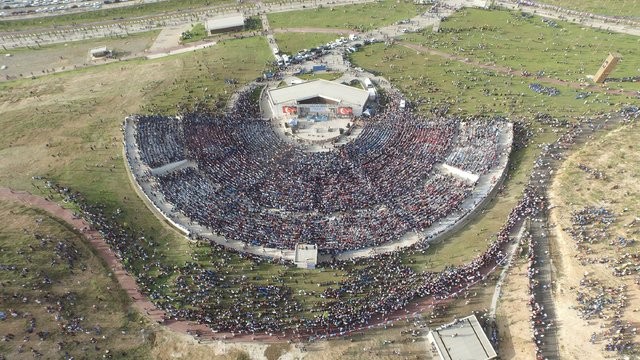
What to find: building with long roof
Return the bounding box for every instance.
[267,79,370,119]
[205,14,245,34]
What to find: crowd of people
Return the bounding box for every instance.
[525,229,554,360]
[130,87,508,251]
[567,205,637,354]
[529,83,560,97]
[40,103,639,343]
[41,172,540,339]
[514,0,640,27]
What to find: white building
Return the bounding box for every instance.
[205,14,245,34]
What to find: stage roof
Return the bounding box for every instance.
[268,79,369,107]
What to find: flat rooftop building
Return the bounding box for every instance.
[205,14,245,34]
[427,315,497,360]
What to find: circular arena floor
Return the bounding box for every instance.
[124,83,513,260]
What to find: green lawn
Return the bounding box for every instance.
[180,23,208,44]
[537,0,640,19]
[274,32,340,54]
[0,201,151,359]
[402,9,640,91]
[267,0,427,31]
[0,0,237,32]
[350,43,633,119]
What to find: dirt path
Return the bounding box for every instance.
[399,42,639,98]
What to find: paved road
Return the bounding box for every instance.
[4,0,640,51]
[0,0,375,50]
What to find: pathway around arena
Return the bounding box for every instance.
[526,114,628,358]
[488,222,526,318]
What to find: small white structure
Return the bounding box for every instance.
[294,243,318,269]
[427,315,497,360]
[90,46,110,58]
[205,14,245,34]
[367,87,377,101]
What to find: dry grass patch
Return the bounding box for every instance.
[0,200,151,359]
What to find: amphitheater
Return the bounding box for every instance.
[124,79,513,261]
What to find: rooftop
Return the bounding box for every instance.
[205,14,245,31]
[428,315,497,360]
[268,79,369,107]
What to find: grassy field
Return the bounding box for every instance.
[0,0,237,32]
[402,8,640,91]
[537,0,640,19]
[274,32,340,54]
[0,36,273,267]
[267,0,427,31]
[350,42,633,119]
[181,23,207,44]
[0,200,151,359]
[0,30,159,80]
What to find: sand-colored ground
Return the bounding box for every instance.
[549,123,640,359]
[495,255,536,359]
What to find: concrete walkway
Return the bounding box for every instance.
[488,222,527,318]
